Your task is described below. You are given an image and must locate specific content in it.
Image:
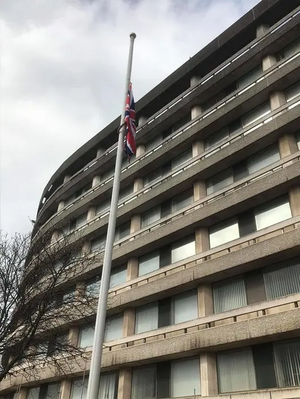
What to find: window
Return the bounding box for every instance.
[217,348,256,393]
[172,149,192,170]
[264,259,300,300]
[213,276,247,313]
[102,167,114,181]
[171,236,195,263]
[206,145,280,195]
[67,250,82,266]
[86,276,101,297]
[139,251,160,276]
[172,189,193,212]
[64,184,92,207]
[91,235,106,252]
[205,126,229,150]
[274,340,300,387]
[254,197,291,230]
[131,365,157,399]
[146,135,162,151]
[241,102,271,127]
[171,358,201,397]
[172,114,191,133]
[96,199,110,215]
[141,206,161,228]
[209,219,239,248]
[285,81,300,102]
[79,325,94,348]
[115,222,130,241]
[277,38,300,61]
[71,213,87,231]
[27,388,40,399]
[105,314,123,342]
[71,374,118,399]
[247,144,280,174]
[144,168,163,186]
[62,287,75,304]
[135,303,158,334]
[207,168,234,195]
[45,384,61,399]
[110,265,127,288]
[172,291,198,324]
[119,185,133,201]
[237,66,262,90]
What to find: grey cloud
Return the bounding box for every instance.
[0,0,260,234]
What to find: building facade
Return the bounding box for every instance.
[1,0,300,398]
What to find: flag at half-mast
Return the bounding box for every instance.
[124,83,136,158]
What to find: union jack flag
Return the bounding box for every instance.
[124,83,136,160]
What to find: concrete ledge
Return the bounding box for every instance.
[2,308,299,391]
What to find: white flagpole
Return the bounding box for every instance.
[86,32,136,399]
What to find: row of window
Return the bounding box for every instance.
[57,73,300,237]
[75,257,299,346]
[60,131,299,261]
[42,34,300,215]
[59,193,295,305]
[23,338,300,399]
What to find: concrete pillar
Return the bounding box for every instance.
[190,76,201,87]
[63,175,71,184]
[195,227,209,253]
[127,258,138,281]
[136,144,146,157]
[68,327,79,347]
[17,388,27,399]
[256,23,269,38]
[130,215,141,234]
[193,181,206,201]
[58,201,65,212]
[262,54,276,71]
[87,206,96,221]
[200,353,218,396]
[92,175,101,187]
[279,133,298,158]
[123,308,135,337]
[82,241,91,255]
[117,368,132,399]
[270,91,286,111]
[138,116,148,127]
[190,76,202,120]
[197,284,213,317]
[75,282,85,298]
[133,177,143,192]
[60,380,72,399]
[51,230,60,243]
[96,148,105,158]
[289,186,300,216]
[191,105,202,120]
[192,140,204,157]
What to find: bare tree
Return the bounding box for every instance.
[0,228,101,382]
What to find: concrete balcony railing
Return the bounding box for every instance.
[2,294,299,391]
[35,6,300,229]
[103,294,300,353]
[207,387,300,399]
[38,91,300,251]
[108,216,300,299]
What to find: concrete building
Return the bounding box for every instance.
[1,0,300,398]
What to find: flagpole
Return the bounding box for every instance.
[86,32,136,399]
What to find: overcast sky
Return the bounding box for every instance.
[1,0,260,235]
